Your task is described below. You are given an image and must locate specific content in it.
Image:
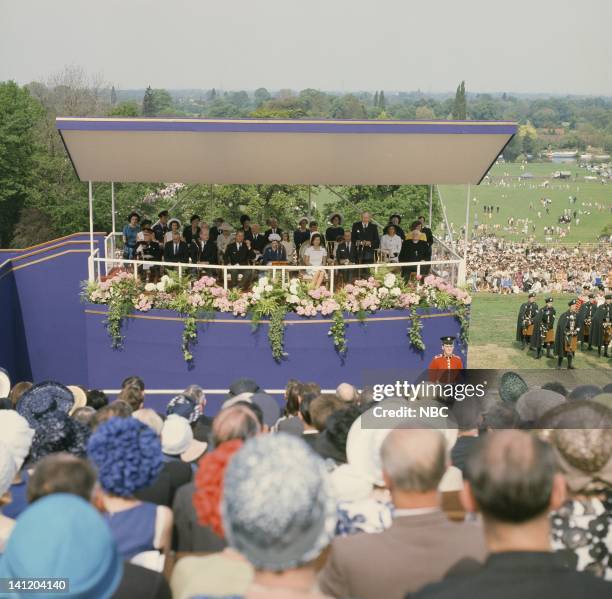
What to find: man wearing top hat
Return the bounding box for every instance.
[576,293,597,351]
[554,299,580,369]
[516,293,539,349]
[590,294,612,357]
[530,297,556,359]
[152,210,169,244]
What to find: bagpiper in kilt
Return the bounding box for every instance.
[530,297,556,359]
[591,294,612,358]
[576,293,597,351]
[516,292,539,350]
[554,299,580,370]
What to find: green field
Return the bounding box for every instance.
[439,161,611,243]
[468,293,610,371]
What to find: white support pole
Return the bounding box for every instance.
[428,185,433,227]
[111,182,116,255]
[463,183,471,260]
[88,181,94,282]
[458,183,470,286]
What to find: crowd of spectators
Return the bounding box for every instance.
[463,238,612,294]
[0,369,611,598]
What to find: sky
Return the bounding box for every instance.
[1,0,611,95]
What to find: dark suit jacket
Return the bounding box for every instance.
[409,551,612,599]
[264,227,283,239]
[319,511,486,599]
[189,239,218,264]
[250,233,267,254]
[182,225,200,245]
[351,221,380,248]
[163,240,189,263]
[111,563,171,599]
[399,239,428,269]
[336,241,357,264]
[224,241,255,265]
[172,481,228,552]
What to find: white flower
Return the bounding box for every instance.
[288,295,300,304]
[390,287,402,297]
[253,291,261,301]
[156,281,166,292]
[259,276,269,287]
[161,275,171,284]
[264,285,273,292]
[378,287,389,297]
[384,273,397,288]
[144,283,156,292]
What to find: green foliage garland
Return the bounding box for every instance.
[330,310,347,356]
[268,308,288,362]
[408,306,426,352]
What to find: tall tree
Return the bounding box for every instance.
[208,88,217,101]
[0,82,44,246]
[142,86,155,116]
[254,87,271,107]
[110,85,117,105]
[373,91,379,107]
[452,81,466,119]
[379,90,386,110]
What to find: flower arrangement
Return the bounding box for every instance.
[84,269,471,362]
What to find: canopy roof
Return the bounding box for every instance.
[57,117,516,185]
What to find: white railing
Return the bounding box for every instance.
[92,255,464,292]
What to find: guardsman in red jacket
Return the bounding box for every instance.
[428,336,463,382]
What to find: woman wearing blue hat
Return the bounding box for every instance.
[87,418,173,564]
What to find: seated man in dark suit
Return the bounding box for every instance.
[410,430,611,599]
[399,227,429,281]
[319,428,486,599]
[163,229,189,266]
[335,230,357,284]
[224,230,255,290]
[190,227,218,277]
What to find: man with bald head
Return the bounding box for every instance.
[412,431,611,599]
[319,428,486,599]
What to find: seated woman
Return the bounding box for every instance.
[303,233,328,288]
[281,231,296,264]
[261,234,287,265]
[87,417,173,565]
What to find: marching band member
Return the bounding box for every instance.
[576,293,597,351]
[554,299,580,369]
[516,292,539,349]
[591,294,612,358]
[530,297,555,359]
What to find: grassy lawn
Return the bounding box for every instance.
[468,293,611,372]
[439,161,611,244]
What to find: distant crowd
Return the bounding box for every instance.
[463,238,612,294]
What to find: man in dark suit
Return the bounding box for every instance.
[163,230,189,264]
[410,430,611,599]
[335,230,357,283]
[250,223,267,255]
[190,228,218,276]
[350,211,380,265]
[209,217,224,243]
[319,428,486,599]
[152,210,169,244]
[264,217,282,240]
[224,230,255,289]
[399,227,429,280]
